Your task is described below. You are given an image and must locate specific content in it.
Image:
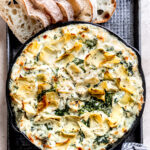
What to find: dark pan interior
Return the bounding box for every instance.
[6,21,146,150]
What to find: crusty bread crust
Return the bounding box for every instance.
[66,0,82,17]
[93,0,116,23]
[90,0,97,21]
[56,0,74,21]
[0,0,117,43]
[75,0,93,22]
[0,0,43,43]
[31,0,63,23]
[17,0,50,27]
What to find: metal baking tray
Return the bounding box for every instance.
[6,0,142,149]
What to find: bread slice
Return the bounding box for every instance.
[66,0,82,17]
[17,0,50,27]
[75,0,93,22]
[56,0,74,22]
[93,0,116,23]
[0,0,43,43]
[90,0,97,21]
[31,0,63,23]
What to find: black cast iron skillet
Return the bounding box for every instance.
[6,21,146,150]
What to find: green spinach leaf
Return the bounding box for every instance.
[94,135,109,145]
[78,92,114,116]
[79,130,85,143]
[84,38,97,49]
[120,60,134,76]
[81,118,90,127]
[55,104,70,116]
[106,46,114,52]
[73,58,84,65]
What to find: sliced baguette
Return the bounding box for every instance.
[66,0,82,17]
[93,0,116,23]
[0,0,43,43]
[90,0,97,21]
[56,0,74,22]
[17,0,50,27]
[31,0,63,23]
[75,0,93,22]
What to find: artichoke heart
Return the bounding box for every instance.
[88,87,105,95]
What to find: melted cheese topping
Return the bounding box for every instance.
[9,24,144,150]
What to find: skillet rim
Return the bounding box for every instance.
[6,21,146,150]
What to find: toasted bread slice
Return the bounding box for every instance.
[93,0,116,23]
[56,0,74,22]
[66,0,82,17]
[0,0,43,43]
[31,0,63,23]
[17,0,50,27]
[90,0,97,21]
[75,0,93,22]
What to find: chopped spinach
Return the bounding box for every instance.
[79,130,85,143]
[35,52,40,61]
[31,126,34,131]
[80,65,86,73]
[56,68,59,72]
[81,26,89,31]
[59,29,64,36]
[51,68,59,78]
[78,92,114,116]
[54,34,57,40]
[14,85,19,90]
[120,60,134,76]
[73,58,84,65]
[120,60,128,66]
[114,98,118,103]
[94,135,109,145]
[105,91,113,107]
[78,98,100,114]
[72,58,86,72]
[37,89,50,102]
[45,123,53,130]
[81,118,90,127]
[86,84,91,88]
[81,47,85,53]
[106,46,114,52]
[55,104,70,116]
[116,51,122,57]
[24,70,32,75]
[102,69,105,73]
[94,83,100,88]
[127,62,134,76]
[84,38,97,49]
[71,144,76,147]
[122,107,132,117]
[55,68,59,77]
[91,65,97,70]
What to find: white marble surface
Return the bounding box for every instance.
[141,0,150,147]
[0,0,150,149]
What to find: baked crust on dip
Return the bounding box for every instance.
[9,24,144,150]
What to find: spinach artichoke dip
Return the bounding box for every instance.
[9,24,144,150]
